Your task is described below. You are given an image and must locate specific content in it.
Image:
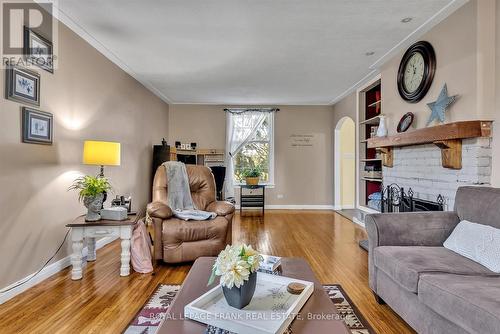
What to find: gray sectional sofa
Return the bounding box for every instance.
[366,186,500,334]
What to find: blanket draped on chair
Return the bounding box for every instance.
[163,161,216,221]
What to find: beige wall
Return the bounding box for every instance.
[0,23,169,288]
[168,105,335,206]
[380,1,479,135]
[380,0,500,186]
[168,105,225,149]
[333,0,500,190]
[339,119,355,207]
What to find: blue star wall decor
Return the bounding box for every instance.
[426,84,458,126]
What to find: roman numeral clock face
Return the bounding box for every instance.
[404,53,424,93]
[397,41,436,103]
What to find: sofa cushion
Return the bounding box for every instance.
[419,274,500,334]
[162,216,229,244]
[374,246,496,293]
[444,220,500,273]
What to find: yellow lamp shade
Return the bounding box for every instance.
[83,141,121,166]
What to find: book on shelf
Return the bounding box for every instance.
[259,255,282,272]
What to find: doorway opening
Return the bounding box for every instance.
[334,117,356,209]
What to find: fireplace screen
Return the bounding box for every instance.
[381,184,444,213]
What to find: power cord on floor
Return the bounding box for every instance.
[0,229,71,294]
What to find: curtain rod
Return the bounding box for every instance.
[224,108,280,114]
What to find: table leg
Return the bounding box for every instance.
[87,237,96,261]
[120,226,132,276]
[71,229,84,280]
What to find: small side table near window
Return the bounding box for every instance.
[66,213,138,280]
[240,185,265,215]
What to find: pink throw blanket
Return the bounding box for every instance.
[131,220,153,274]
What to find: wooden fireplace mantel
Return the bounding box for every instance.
[367,120,492,169]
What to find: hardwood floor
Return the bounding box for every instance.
[0,211,414,334]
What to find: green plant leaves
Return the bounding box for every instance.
[68,175,112,202]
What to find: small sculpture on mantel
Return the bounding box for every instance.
[426,83,458,126]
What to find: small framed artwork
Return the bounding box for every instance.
[24,27,54,73]
[397,112,415,133]
[22,107,53,145]
[5,67,41,106]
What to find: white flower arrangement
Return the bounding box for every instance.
[208,244,263,289]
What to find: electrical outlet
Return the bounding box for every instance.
[277,194,284,199]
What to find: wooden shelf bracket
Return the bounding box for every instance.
[433,139,462,169]
[379,147,393,167]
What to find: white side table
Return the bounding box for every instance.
[66,214,137,280]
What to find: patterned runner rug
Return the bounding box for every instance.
[124,284,373,334]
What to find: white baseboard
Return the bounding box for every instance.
[235,205,336,210]
[0,236,117,305]
[341,205,356,209]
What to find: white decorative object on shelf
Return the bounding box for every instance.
[376,115,388,137]
[185,273,314,334]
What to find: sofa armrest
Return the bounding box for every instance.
[147,201,173,220]
[365,211,459,293]
[365,211,460,248]
[206,201,235,216]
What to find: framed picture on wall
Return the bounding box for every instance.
[22,107,53,145]
[24,26,54,73]
[5,67,40,106]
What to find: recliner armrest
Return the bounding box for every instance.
[365,211,460,248]
[147,201,173,219]
[206,201,235,216]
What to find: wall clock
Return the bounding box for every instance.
[397,41,436,103]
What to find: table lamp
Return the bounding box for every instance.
[83,140,121,177]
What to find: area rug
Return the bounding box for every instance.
[124,284,373,334]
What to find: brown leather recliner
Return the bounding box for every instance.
[146,164,234,263]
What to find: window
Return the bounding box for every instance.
[228,111,274,185]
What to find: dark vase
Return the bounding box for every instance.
[222,271,257,309]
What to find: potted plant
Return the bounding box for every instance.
[69,175,112,221]
[208,244,263,309]
[241,167,262,186]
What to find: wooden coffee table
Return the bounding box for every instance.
[157,257,349,334]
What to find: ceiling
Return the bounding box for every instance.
[58,0,458,105]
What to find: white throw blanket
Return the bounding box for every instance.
[163,161,216,221]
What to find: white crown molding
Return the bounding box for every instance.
[45,2,173,104]
[0,236,117,305]
[329,69,379,105]
[330,0,469,106]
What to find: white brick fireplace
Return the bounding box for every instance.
[383,138,492,210]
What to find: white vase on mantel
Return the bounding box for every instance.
[376,115,388,137]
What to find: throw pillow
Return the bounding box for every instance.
[444,220,500,273]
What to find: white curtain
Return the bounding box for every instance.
[224,111,268,199]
